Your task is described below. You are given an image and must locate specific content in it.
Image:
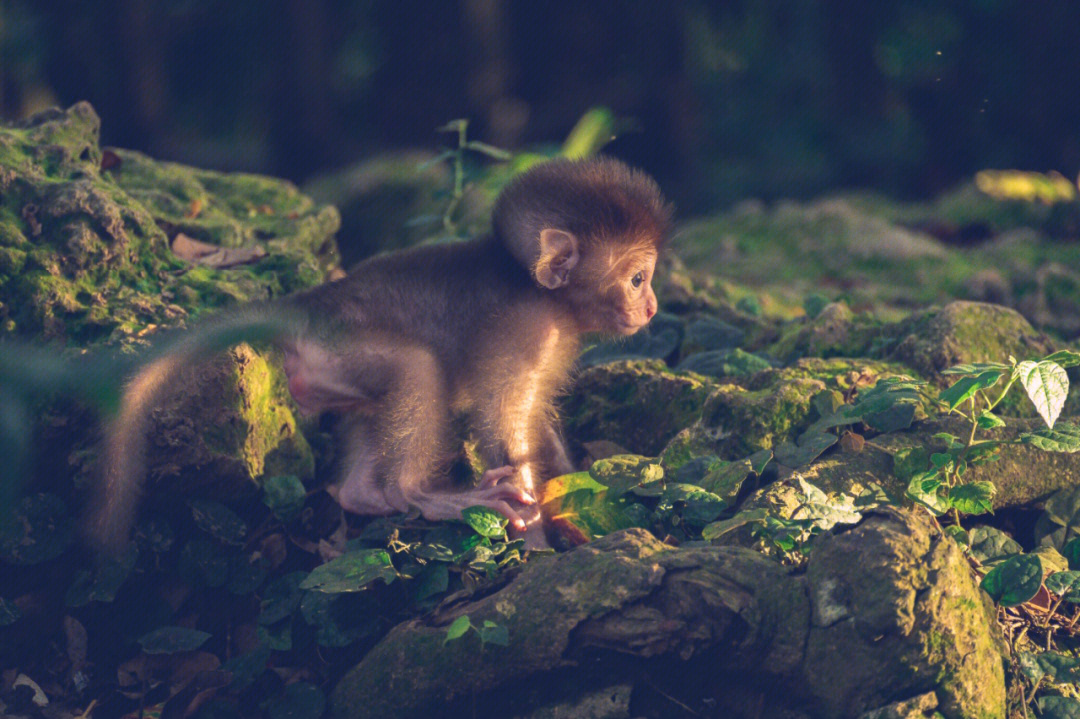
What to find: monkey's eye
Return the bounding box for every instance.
[631,271,645,289]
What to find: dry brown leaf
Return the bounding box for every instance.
[171,233,266,268]
[185,198,204,219]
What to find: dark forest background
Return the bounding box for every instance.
[4,0,1080,213]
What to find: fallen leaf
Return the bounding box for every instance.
[171,233,266,268]
[101,149,122,171]
[186,198,204,219]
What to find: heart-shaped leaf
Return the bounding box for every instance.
[299,550,396,593]
[950,481,995,516]
[1016,360,1068,429]
[980,553,1043,607]
[461,506,509,539]
[138,626,212,654]
[1046,571,1080,601]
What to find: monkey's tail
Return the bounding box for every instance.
[85,305,306,553]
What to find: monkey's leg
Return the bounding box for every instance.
[350,341,536,529]
[330,417,397,515]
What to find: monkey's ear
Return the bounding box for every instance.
[535,229,579,289]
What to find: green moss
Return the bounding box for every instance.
[0,103,339,349]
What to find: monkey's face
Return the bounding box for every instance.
[577,244,659,336]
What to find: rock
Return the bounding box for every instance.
[1,103,334,493]
[888,301,1055,379]
[331,510,1004,719]
[0,102,339,347]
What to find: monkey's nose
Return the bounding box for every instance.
[645,302,656,320]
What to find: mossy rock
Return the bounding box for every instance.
[561,359,716,456]
[133,344,315,501]
[0,102,339,347]
[887,301,1054,377]
[2,103,331,492]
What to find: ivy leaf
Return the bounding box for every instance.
[138,626,211,654]
[299,550,396,593]
[906,472,950,516]
[892,447,929,483]
[445,615,471,643]
[950,481,995,516]
[701,508,769,541]
[980,553,1043,607]
[479,620,509,647]
[1046,571,1080,601]
[0,598,22,626]
[1063,537,1080,570]
[1037,695,1080,718]
[1020,423,1080,452]
[977,410,1006,429]
[189,500,247,545]
[969,526,1022,566]
[774,431,837,468]
[461,506,509,539]
[263,475,306,521]
[1016,360,1069,429]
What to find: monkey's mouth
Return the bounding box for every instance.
[614,318,650,335]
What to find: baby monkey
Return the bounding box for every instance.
[91,157,670,550]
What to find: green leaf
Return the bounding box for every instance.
[906,472,950,516]
[1035,652,1080,683]
[189,500,247,545]
[980,553,1043,607]
[941,362,1011,375]
[258,572,307,624]
[263,475,306,521]
[299,550,396,593]
[864,402,916,433]
[589,455,664,497]
[479,620,509,646]
[1016,360,1069,429]
[950,481,996,516]
[969,526,1022,565]
[1020,423,1080,452]
[943,524,970,546]
[977,410,1006,429]
[1017,651,1044,684]
[178,540,229,588]
[654,484,727,527]
[1043,349,1080,369]
[1063,537,1080,570]
[701,508,769,541]
[1034,486,1080,549]
[257,618,292,651]
[138,626,212,654]
[465,140,513,161]
[66,544,138,606]
[677,348,772,378]
[1037,694,1080,718]
[445,615,471,643]
[938,370,1004,410]
[892,447,929,482]
[930,452,951,469]
[0,598,22,626]
[221,646,270,690]
[267,682,326,719]
[774,431,837,468]
[1046,571,1080,601]
[461,505,509,539]
[414,564,450,602]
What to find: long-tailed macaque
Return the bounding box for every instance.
[91,157,671,550]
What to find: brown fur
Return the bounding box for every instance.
[90,157,670,551]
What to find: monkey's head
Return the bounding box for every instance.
[493,157,672,336]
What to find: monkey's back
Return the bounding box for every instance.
[289,236,550,379]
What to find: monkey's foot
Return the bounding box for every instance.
[409,477,536,532]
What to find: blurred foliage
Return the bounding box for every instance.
[4,1,1080,210]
